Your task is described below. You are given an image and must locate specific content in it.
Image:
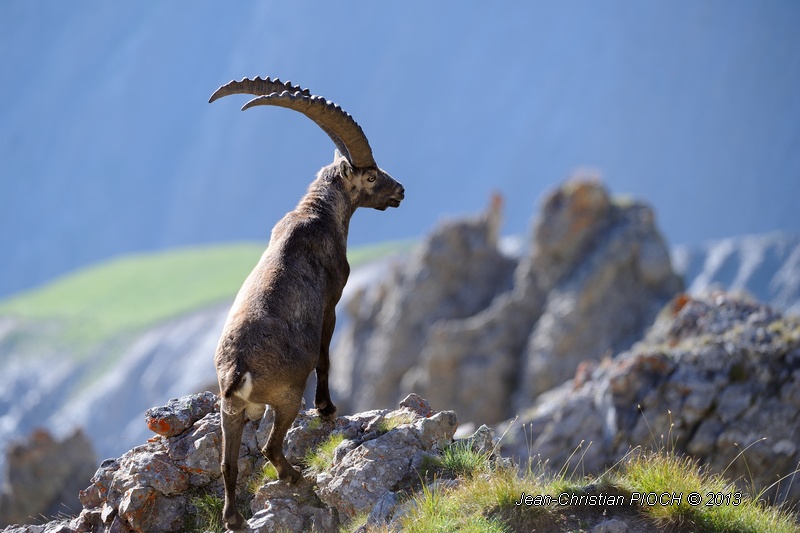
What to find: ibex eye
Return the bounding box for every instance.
[367,175,377,182]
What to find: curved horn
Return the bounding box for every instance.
[208,76,310,103]
[242,91,377,169]
[209,77,360,164]
[209,77,351,160]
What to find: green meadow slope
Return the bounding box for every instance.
[0,240,412,348]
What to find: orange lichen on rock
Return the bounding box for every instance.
[146,417,173,436]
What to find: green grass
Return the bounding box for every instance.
[375,412,417,434]
[247,461,279,494]
[400,466,552,533]
[404,482,509,533]
[433,440,491,479]
[389,447,800,533]
[0,239,413,349]
[189,493,225,533]
[305,433,347,475]
[614,448,799,532]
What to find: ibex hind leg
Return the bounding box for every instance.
[263,395,303,483]
[220,406,246,531]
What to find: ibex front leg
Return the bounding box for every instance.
[314,309,337,420]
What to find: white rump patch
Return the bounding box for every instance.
[233,371,266,420]
[234,371,254,401]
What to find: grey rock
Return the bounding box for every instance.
[398,393,433,418]
[458,424,496,456]
[314,408,457,519]
[247,479,336,533]
[0,520,82,533]
[332,194,516,415]
[518,180,682,405]
[590,518,630,533]
[365,491,397,528]
[316,430,421,519]
[144,391,218,438]
[6,393,458,532]
[501,292,800,505]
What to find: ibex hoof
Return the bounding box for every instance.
[223,509,245,531]
[280,465,302,484]
[316,402,337,421]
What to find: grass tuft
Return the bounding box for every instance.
[305,433,346,475]
[434,440,491,479]
[375,412,417,434]
[247,461,279,494]
[190,493,225,533]
[403,482,508,533]
[616,448,799,533]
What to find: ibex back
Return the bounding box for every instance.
[208,76,404,530]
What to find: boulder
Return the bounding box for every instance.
[144,391,218,438]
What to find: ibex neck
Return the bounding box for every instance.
[297,175,354,238]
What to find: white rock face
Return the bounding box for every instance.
[672,232,800,316]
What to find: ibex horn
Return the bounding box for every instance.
[209,77,376,169]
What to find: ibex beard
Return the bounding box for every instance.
[209,76,404,531]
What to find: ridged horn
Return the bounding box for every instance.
[209,76,377,169]
[242,92,376,169]
[208,76,310,103]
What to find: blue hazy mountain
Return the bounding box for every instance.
[1,2,799,298]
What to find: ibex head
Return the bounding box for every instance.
[209,76,404,211]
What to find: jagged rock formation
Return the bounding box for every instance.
[0,429,97,527]
[333,193,517,414]
[0,393,458,532]
[501,292,800,504]
[333,179,682,424]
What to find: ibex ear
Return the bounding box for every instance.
[337,154,353,179]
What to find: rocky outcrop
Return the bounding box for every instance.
[0,429,97,528]
[0,393,459,533]
[333,179,682,424]
[501,292,800,504]
[332,193,517,414]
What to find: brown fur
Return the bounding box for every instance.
[214,153,403,530]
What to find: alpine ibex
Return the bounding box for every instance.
[209,76,404,530]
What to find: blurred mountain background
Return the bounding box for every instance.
[1,1,799,299]
[3,4,800,523]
